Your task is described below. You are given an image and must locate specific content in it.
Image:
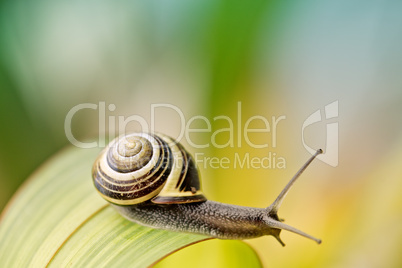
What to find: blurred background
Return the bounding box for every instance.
[1,0,402,267]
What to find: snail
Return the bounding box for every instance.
[92,132,322,246]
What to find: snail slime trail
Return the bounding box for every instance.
[92,132,322,245]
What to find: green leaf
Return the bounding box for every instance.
[0,145,262,267]
[154,239,263,268]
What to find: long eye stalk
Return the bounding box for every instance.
[266,149,323,245]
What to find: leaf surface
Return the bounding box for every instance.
[0,145,261,267]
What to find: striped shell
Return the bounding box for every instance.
[92,133,206,205]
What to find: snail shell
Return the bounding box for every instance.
[92,133,207,205]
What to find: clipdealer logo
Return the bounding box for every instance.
[64,101,339,169]
[302,101,339,167]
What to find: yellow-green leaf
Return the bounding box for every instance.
[154,239,263,268]
[0,145,262,267]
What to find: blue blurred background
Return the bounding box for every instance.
[1,0,402,267]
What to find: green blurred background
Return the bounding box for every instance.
[1,0,402,267]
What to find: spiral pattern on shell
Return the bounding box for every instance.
[92,133,205,205]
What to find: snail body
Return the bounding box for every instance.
[114,201,281,241]
[92,132,322,245]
